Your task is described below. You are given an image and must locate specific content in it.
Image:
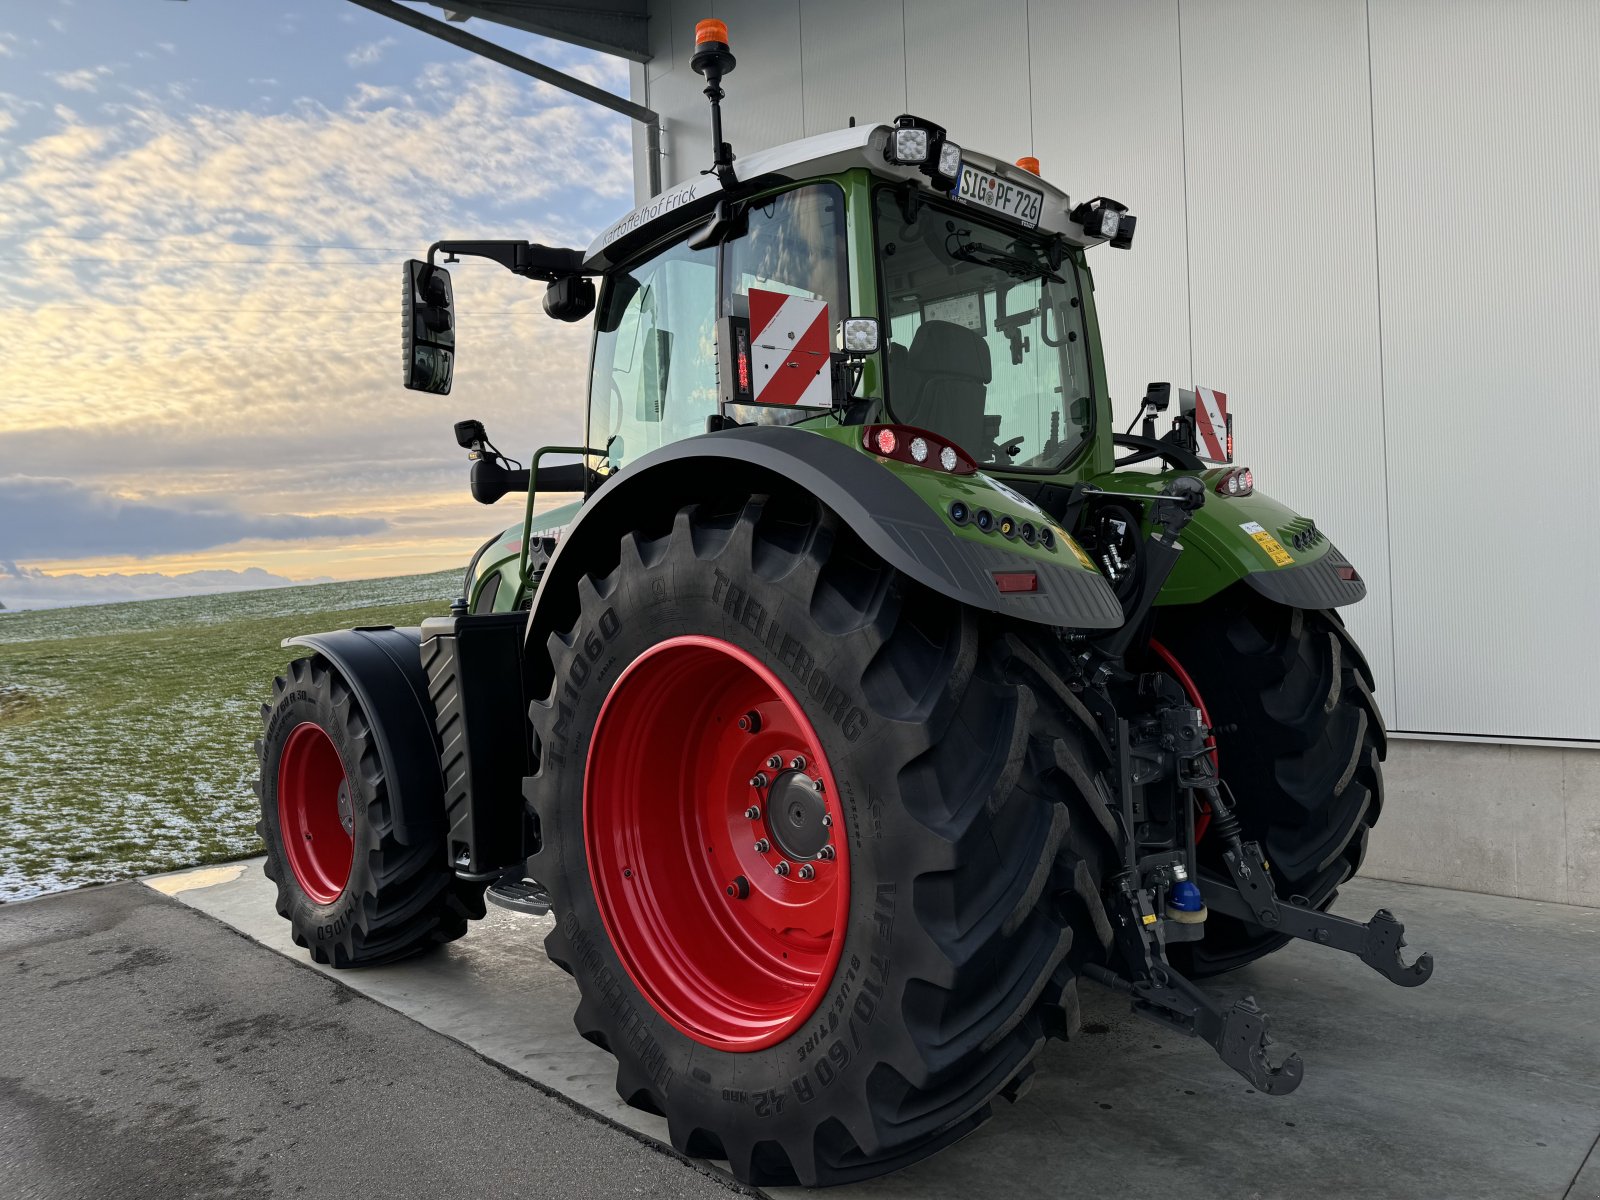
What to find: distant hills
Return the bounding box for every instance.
[0,562,336,611]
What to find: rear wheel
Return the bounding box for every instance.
[257,655,486,966]
[1153,586,1385,976]
[527,494,1115,1186]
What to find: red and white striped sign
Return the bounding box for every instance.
[1193,385,1230,462]
[750,288,831,407]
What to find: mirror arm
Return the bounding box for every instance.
[428,239,588,282]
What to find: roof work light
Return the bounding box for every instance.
[1071,196,1137,249]
[885,115,962,189]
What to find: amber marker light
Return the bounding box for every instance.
[1016,156,1040,175]
[695,19,729,45]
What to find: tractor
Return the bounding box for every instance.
[255,20,1431,1188]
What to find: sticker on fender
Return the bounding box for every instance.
[1240,521,1294,567]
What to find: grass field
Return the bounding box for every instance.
[0,571,459,901]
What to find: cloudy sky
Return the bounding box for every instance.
[0,1,633,604]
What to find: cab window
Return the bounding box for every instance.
[588,237,717,473]
[722,183,849,325]
[876,189,1094,470]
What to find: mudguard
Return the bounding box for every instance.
[1087,469,1367,609]
[279,626,443,846]
[524,424,1124,665]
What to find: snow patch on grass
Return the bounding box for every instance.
[0,570,456,901]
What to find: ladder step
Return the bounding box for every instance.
[486,876,552,916]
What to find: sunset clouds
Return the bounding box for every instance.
[1,3,634,596]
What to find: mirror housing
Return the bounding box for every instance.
[468,458,590,505]
[544,275,596,322]
[403,259,455,394]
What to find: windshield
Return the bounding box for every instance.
[874,189,1094,471]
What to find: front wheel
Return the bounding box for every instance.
[526,494,1116,1186]
[256,655,485,966]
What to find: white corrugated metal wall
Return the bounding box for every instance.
[633,0,1600,745]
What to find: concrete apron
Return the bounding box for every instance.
[145,863,1600,1199]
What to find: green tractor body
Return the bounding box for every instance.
[254,28,1423,1188]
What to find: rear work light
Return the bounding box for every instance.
[1215,466,1254,497]
[862,424,977,475]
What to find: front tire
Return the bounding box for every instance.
[256,655,486,966]
[1153,586,1386,976]
[526,494,1115,1186]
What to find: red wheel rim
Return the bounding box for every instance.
[277,721,354,905]
[1149,638,1215,840]
[584,635,850,1052]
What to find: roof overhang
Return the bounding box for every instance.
[425,1,651,62]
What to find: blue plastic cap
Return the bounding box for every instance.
[1169,878,1205,913]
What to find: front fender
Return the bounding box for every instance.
[280,626,443,846]
[1088,469,1367,609]
[525,425,1123,670]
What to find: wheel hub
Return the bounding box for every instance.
[764,770,830,860]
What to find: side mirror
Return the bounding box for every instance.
[544,275,596,323]
[403,259,454,394]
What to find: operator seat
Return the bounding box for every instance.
[897,320,992,455]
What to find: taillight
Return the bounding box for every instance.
[1215,467,1254,497]
[993,571,1038,594]
[861,424,977,475]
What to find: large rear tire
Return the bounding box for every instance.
[256,655,486,966]
[1153,585,1385,976]
[526,494,1115,1186]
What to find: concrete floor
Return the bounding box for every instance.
[0,882,739,1200]
[146,862,1600,1200]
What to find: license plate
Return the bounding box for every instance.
[953,163,1044,228]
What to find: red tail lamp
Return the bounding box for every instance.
[993,571,1038,594]
[1215,466,1254,497]
[862,424,978,475]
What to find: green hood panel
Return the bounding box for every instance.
[469,499,583,614]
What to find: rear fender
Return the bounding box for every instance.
[524,424,1124,680]
[280,626,442,846]
[1088,469,1367,609]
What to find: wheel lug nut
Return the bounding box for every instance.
[766,755,783,770]
[811,778,825,794]
[798,864,815,880]
[821,814,832,827]
[774,861,791,877]
[754,839,770,854]
[744,805,761,820]
[790,755,807,770]
[818,845,836,860]
[749,773,767,789]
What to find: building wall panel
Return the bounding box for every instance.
[1180,0,1396,716]
[1027,0,1192,472]
[1369,0,1600,738]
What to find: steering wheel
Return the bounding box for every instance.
[1112,433,1204,471]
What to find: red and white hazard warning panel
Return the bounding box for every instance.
[1181,385,1232,463]
[749,288,831,408]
